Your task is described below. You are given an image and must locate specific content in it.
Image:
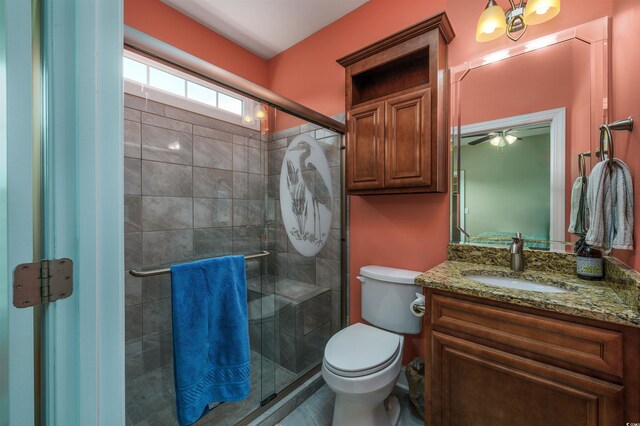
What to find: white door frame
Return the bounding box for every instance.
[458,108,566,248]
[1,0,36,423]
[1,0,125,424]
[42,0,125,423]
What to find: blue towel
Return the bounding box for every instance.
[170,256,250,426]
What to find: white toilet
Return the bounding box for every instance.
[322,265,423,426]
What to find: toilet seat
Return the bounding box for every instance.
[324,323,401,378]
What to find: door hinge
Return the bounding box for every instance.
[13,258,73,308]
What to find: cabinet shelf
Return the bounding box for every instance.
[351,47,430,106]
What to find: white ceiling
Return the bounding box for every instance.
[161,0,369,60]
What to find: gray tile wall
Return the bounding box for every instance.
[124,93,265,384]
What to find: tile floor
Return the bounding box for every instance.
[276,385,423,426]
[126,351,297,426]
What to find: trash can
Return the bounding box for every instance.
[405,357,425,419]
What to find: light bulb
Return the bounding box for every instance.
[483,22,497,34]
[536,5,550,14]
[524,0,560,26]
[254,104,267,119]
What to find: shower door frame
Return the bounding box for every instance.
[123,25,349,424]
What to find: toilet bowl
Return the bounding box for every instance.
[322,266,423,426]
[322,323,404,426]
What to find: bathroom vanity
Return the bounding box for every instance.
[418,245,640,426]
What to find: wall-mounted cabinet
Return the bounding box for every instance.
[338,12,454,195]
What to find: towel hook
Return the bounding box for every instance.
[599,125,614,168]
[578,152,589,178]
[599,117,634,168]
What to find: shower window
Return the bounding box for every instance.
[186,82,217,107]
[123,57,147,85]
[149,67,186,96]
[123,52,247,122]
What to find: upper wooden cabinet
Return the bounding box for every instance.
[338,12,454,195]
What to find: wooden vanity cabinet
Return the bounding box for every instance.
[424,290,640,426]
[338,13,454,195]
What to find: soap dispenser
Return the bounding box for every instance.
[510,233,524,272]
[575,237,604,280]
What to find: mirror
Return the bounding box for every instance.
[450,18,609,251]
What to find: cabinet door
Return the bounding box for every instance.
[431,331,623,426]
[346,103,385,190]
[384,88,431,188]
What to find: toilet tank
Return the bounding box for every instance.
[359,265,423,334]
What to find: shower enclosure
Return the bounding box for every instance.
[123,29,345,426]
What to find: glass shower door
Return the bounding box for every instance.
[123,68,275,424]
[264,108,344,393]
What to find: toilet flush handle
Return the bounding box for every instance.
[356,276,365,285]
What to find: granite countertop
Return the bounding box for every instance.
[415,244,640,328]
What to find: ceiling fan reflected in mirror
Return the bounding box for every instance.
[467,129,521,147]
[464,123,550,150]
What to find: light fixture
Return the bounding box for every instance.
[505,134,518,144]
[476,0,561,43]
[476,0,507,42]
[490,135,504,147]
[242,103,268,125]
[254,104,267,119]
[489,132,519,148]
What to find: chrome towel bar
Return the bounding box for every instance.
[128,250,271,278]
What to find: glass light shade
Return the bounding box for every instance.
[505,134,518,144]
[524,0,560,26]
[490,135,503,146]
[476,4,507,42]
[254,104,267,119]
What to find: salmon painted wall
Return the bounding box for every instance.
[124,0,269,87]
[268,0,612,117]
[268,0,613,362]
[610,0,640,270]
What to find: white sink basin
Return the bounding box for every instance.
[466,275,568,293]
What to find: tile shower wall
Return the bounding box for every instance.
[265,116,344,374]
[123,93,265,396]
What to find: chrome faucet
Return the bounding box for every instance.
[510,232,524,272]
